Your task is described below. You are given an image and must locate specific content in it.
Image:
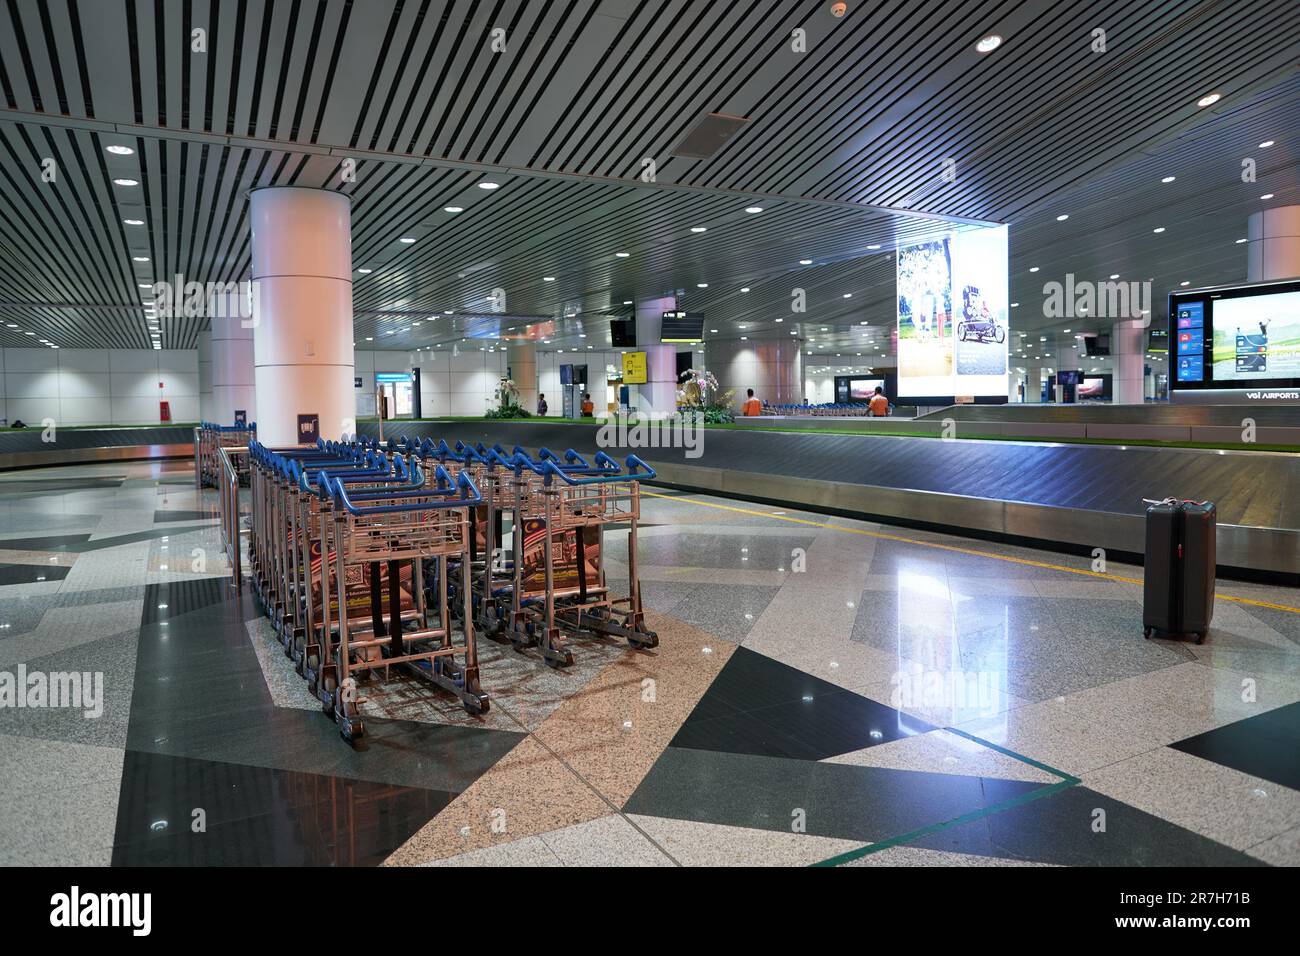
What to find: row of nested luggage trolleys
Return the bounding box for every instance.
[244,435,658,742]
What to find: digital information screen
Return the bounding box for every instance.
[848,378,885,401]
[661,311,704,342]
[1170,280,1300,392]
[896,224,1008,400]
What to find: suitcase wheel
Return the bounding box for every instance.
[1143,626,1153,640]
[1196,632,1206,645]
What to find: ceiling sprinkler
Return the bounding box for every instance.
[831,2,847,16]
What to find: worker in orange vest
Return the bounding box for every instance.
[742,388,762,416]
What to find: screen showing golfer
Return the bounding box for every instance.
[1212,290,1300,381]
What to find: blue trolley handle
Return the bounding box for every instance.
[625,454,656,480]
[331,469,483,514]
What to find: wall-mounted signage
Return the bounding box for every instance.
[297,413,320,445]
[622,351,648,384]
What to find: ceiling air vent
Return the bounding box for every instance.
[670,112,750,159]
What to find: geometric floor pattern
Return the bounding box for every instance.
[1,463,1298,866]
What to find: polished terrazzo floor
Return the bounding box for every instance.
[1,459,1298,866]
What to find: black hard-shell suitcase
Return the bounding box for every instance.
[1142,499,1216,644]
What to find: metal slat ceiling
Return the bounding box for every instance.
[0,0,1293,362]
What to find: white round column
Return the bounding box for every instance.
[706,337,805,410]
[249,187,356,445]
[1247,206,1300,281]
[633,297,681,416]
[1110,318,1146,405]
[197,333,214,421]
[209,286,256,426]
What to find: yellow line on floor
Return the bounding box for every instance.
[644,490,1300,615]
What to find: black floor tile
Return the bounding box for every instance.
[671,646,932,759]
[0,533,93,551]
[625,745,1039,844]
[152,509,215,524]
[900,785,1265,867]
[111,750,453,866]
[0,562,71,585]
[0,477,124,495]
[1170,701,1300,792]
[142,578,237,625]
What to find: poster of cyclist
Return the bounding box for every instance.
[897,225,1008,397]
[951,225,1009,377]
[1212,290,1300,381]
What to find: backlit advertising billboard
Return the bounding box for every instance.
[896,225,1008,400]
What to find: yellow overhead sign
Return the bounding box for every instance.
[622,351,647,384]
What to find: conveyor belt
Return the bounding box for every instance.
[917,404,1300,426]
[0,425,194,453]
[362,420,1298,578]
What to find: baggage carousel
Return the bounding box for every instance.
[359,420,1299,580]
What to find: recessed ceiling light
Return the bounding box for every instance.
[615,251,630,257]
[1153,226,1165,233]
[1055,214,1069,221]
[106,144,134,155]
[444,309,453,314]
[1260,193,1274,200]
[690,226,707,233]
[740,287,750,292]
[1180,280,1190,286]
[1109,273,1119,279]
[975,34,1002,53]
[477,181,500,189]
[399,236,416,243]
[357,268,372,274]
[843,293,852,298]
[744,206,763,214]
[443,206,463,213]
[696,282,708,288]
[1196,93,1220,108]
[1259,140,1275,148]
[1028,266,1039,273]
[113,178,138,187]
[710,328,718,333]
[138,283,152,289]
[1161,176,1176,183]
[543,276,555,282]
[1235,238,1248,244]
[799,259,813,265]
[1010,302,1019,307]
[132,256,149,262]
[123,218,144,225]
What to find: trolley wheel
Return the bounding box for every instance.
[463,694,490,716]
[320,672,338,715]
[629,630,659,650]
[543,647,574,669]
[339,717,364,743]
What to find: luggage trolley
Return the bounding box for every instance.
[320,462,488,742]
[499,447,658,667]
[248,440,362,619]
[283,450,421,675]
